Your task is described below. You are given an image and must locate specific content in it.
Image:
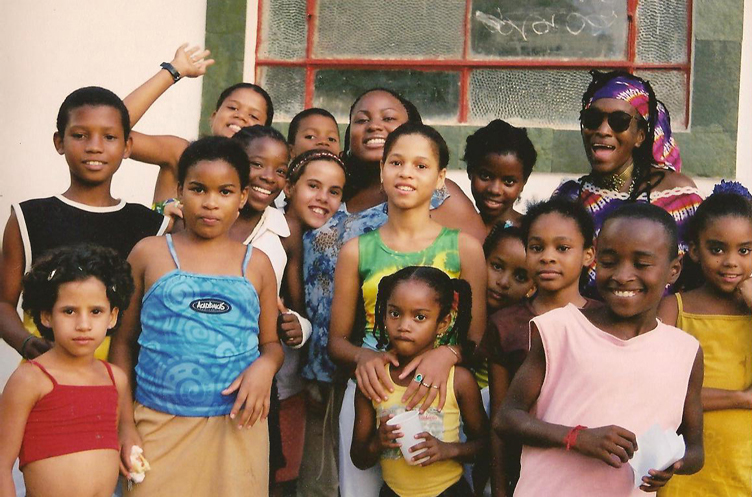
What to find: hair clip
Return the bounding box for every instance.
[712,179,752,199]
[47,269,56,281]
[111,285,117,293]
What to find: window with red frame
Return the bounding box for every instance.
[255,0,691,129]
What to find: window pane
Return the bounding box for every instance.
[257,0,307,60]
[314,0,464,59]
[470,0,628,60]
[256,66,307,121]
[634,70,688,129]
[313,70,460,123]
[469,69,592,128]
[635,0,689,64]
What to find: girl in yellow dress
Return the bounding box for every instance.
[658,182,752,496]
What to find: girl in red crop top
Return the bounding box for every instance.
[0,245,142,497]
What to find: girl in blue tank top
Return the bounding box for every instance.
[110,137,282,496]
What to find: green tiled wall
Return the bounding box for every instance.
[201,0,743,178]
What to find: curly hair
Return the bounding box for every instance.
[463,119,537,179]
[22,245,135,341]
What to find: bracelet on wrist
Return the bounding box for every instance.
[160,62,182,83]
[20,335,35,359]
[445,345,461,362]
[564,425,587,451]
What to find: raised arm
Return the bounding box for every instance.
[0,210,51,359]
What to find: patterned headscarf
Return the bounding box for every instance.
[586,75,682,172]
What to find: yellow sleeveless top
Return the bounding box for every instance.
[659,293,752,497]
[375,365,463,497]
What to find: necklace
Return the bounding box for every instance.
[593,162,635,195]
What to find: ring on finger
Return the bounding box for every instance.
[421,381,431,388]
[413,373,424,384]
[430,384,439,389]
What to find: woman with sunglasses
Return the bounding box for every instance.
[555,69,703,295]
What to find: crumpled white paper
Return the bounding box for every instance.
[629,424,685,489]
[128,445,151,484]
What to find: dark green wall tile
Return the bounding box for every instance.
[691,40,741,134]
[694,0,743,41]
[674,129,736,177]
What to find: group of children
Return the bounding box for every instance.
[0,43,750,497]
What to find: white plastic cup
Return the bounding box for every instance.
[386,410,427,465]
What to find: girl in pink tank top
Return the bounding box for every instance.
[497,204,704,497]
[0,244,139,497]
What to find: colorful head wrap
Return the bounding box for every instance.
[586,75,682,172]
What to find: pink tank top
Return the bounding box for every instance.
[515,304,698,497]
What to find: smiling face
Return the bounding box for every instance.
[384,279,450,358]
[380,133,446,211]
[596,217,681,318]
[210,88,269,138]
[486,236,534,312]
[470,153,527,224]
[581,98,646,176]
[285,159,346,230]
[242,137,289,213]
[526,213,594,295]
[290,114,341,158]
[690,215,752,294]
[349,91,409,164]
[178,159,248,239]
[41,277,118,358]
[54,105,132,187]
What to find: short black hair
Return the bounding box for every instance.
[382,122,450,170]
[688,191,752,243]
[56,86,131,140]
[603,203,679,260]
[287,108,338,144]
[521,197,595,248]
[464,119,537,179]
[22,245,134,341]
[483,224,526,258]
[215,83,274,126]
[177,136,250,189]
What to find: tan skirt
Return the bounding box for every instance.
[125,403,269,497]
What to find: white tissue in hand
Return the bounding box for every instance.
[629,424,685,489]
[128,445,151,484]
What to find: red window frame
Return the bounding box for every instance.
[255,0,692,125]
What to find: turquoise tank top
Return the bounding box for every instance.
[135,235,261,416]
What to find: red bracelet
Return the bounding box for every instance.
[564,425,587,451]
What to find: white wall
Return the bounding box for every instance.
[0,1,208,388]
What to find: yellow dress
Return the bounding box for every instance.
[659,294,752,497]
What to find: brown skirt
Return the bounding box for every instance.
[125,403,269,497]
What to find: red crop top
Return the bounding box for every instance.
[19,360,119,467]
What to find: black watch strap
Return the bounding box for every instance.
[160,62,182,83]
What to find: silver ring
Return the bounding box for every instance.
[421,381,431,388]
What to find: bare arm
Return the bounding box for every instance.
[0,211,51,358]
[489,362,512,497]
[656,294,679,327]
[432,179,486,243]
[328,238,397,402]
[112,365,141,477]
[0,365,43,497]
[350,388,383,470]
[280,217,306,315]
[459,233,487,348]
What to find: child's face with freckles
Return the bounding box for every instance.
[290,114,341,158]
[596,218,681,318]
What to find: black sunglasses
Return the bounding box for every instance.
[579,108,641,133]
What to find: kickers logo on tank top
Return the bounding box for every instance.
[190,298,232,314]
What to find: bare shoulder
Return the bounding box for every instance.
[129,235,167,260]
[657,293,680,327]
[5,362,50,401]
[458,231,484,254]
[452,365,477,390]
[108,362,129,390]
[653,168,697,190]
[340,236,359,259]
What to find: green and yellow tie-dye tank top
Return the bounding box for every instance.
[357,227,460,351]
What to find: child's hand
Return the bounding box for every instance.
[377,414,402,451]
[162,200,183,232]
[170,43,215,79]
[277,298,303,347]
[573,425,637,468]
[118,423,143,479]
[222,356,276,428]
[410,432,455,466]
[355,349,399,403]
[735,274,752,310]
[639,460,682,492]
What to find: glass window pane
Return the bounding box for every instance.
[257,0,307,60]
[470,0,628,60]
[314,0,464,59]
[313,70,460,123]
[635,0,688,64]
[634,70,688,129]
[469,69,592,128]
[256,66,307,121]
